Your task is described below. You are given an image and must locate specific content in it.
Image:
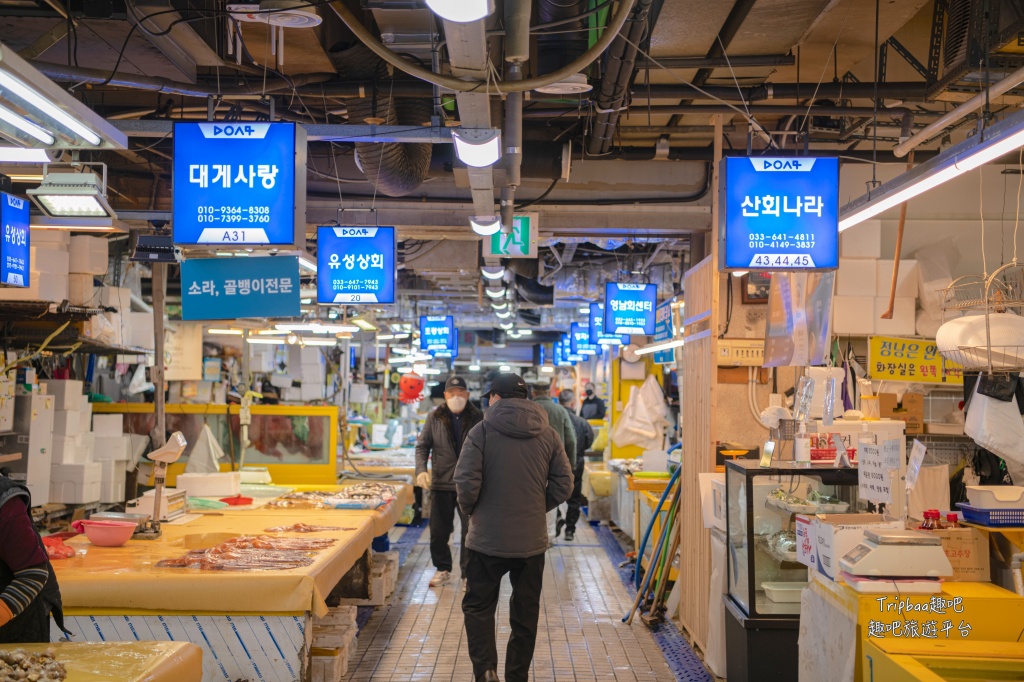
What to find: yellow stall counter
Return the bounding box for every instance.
[16,642,202,682]
[55,510,376,618]
[863,639,1024,682]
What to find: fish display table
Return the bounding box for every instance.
[12,642,202,682]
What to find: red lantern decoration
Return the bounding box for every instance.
[399,373,425,404]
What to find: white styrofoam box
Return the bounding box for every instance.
[76,433,95,461]
[30,229,70,248]
[128,312,154,349]
[93,434,130,462]
[69,235,108,275]
[269,374,292,389]
[31,246,71,276]
[99,460,126,504]
[836,258,879,298]
[832,297,874,335]
[127,433,148,465]
[51,435,84,465]
[80,400,92,425]
[50,461,102,485]
[280,387,301,402]
[0,394,13,433]
[876,259,920,299]
[313,605,358,627]
[839,219,881,258]
[52,409,81,436]
[175,472,241,498]
[49,480,101,505]
[916,309,942,338]
[0,270,68,302]
[301,382,325,402]
[68,274,96,306]
[98,286,131,312]
[290,345,323,367]
[92,413,124,436]
[873,297,916,336]
[40,380,84,411]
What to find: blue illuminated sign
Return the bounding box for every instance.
[570,322,597,356]
[433,328,459,359]
[0,192,29,287]
[652,302,675,365]
[604,282,657,335]
[419,316,454,352]
[181,256,300,320]
[317,226,396,304]
[173,122,302,246]
[720,156,839,271]
[589,303,628,346]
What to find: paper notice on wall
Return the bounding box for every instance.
[858,438,902,504]
[906,439,927,490]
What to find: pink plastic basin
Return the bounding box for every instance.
[71,519,137,547]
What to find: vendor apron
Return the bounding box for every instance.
[0,477,71,643]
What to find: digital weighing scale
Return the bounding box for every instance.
[838,529,953,594]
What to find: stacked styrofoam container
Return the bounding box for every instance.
[42,380,99,504]
[311,606,359,681]
[296,346,326,402]
[92,413,132,504]
[834,221,918,336]
[0,231,70,302]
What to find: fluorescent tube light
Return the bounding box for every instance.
[499,364,511,371]
[351,317,377,331]
[0,103,54,145]
[468,364,481,371]
[452,128,502,168]
[247,338,286,345]
[634,338,686,356]
[300,338,338,346]
[471,217,502,236]
[425,0,494,22]
[0,147,51,163]
[731,270,748,278]
[839,107,1024,232]
[0,70,101,145]
[540,365,554,373]
[578,306,591,314]
[516,329,533,336]
[421,367,442,375]
[298,254,317,272]
[208,328,243,335]
[377,334,395,340]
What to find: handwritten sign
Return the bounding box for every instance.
[859,438,902,504]
[869,336,963,385]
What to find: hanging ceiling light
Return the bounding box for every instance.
[840,106,1024,232]
[247,337,286,345]
[208,328,243,335]
[0,147,51,163]
[491,301,508,310]
[481,266,505,280]
[499,364,512,371]
[495,310,512,319]
[0,70,100,145]
[635,338,686,356]
[485,287,505,299]
[471,217,502,236]
[452,128,502,168]
[498,321,514,330]
[425,0,494,22]
[27,170,115,218]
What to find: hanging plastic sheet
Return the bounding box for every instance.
[763,271,836,367]
[611,375,669,452]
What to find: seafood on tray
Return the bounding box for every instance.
[264,523,354,533]
[156,535,336,571]
[267,483,398,510]
[0,648,67,681]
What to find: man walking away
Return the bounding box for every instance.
[580,382,607,420]
[558,389,594,542]
[530,381,576,544]
[415,376,483,588]
[455,373,573,682]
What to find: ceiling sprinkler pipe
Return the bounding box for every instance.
[328,0,637,93]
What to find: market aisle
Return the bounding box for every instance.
[344,520,708,682]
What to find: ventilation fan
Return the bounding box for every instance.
[226,0,323,67]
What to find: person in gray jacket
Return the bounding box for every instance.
[558,389,595,542]
[454,373,573,682]
[415,376,483,587]
[530,381,576,545]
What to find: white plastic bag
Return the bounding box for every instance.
[611,375,669,451]
[915,237,960,319]
[964,382,1024,468]
[184,423,226,474]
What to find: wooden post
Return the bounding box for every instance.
[151,262,167,449]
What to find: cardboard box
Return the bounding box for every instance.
[879,392,924,435]
[52,409,80,436]
[833,297,874,335]
[806,513,903,580]
[69,236,108,275]
[876,259,920,299]
[840,220,882,258]
[837,259,879,298]
[68,274,96,306]
[929,526,990,582]
[873,298,917,336]
[40,380,84,411]
[92,413,124,436]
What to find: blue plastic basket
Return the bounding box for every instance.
[956,502,1024,527]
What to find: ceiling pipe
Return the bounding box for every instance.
[640,81,934,103]
[588,0,656,155]
[638,54,794,69]
[893,63,1024,157]
[501,0,532,233]
[327,0,637,93]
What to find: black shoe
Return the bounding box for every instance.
[477,671,499,682]
[564,530,575,542]
[555,518,565,538]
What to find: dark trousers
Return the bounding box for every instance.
[429,490,468,573]
[564,458,586,533]
[462,550,545,682]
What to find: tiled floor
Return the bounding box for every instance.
[344,520,705,682]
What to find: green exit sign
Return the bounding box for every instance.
[485,213,538,258]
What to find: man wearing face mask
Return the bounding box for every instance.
[580,382,607,420]
[415,376,483,587]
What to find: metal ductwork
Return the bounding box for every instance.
[588,0,655,155]
[333,46,432,197]
[514,274,555,306]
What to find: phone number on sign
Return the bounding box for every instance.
[196,206,271,223]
